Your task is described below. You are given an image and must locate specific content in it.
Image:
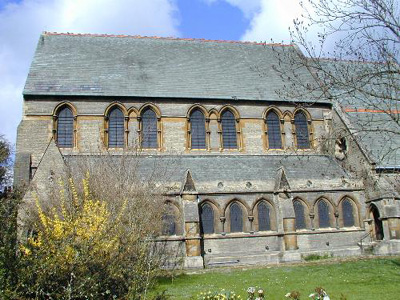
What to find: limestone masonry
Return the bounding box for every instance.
[14,32,400,268]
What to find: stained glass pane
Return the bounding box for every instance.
[318,200,331,228]
[258,202,271,231]
[221,110,237,149]
[57,107,74,147]
[141,108,158,148]
[266,111,282,149]
[294,200,306,229]
[230,203,243,232]
[201,203,214,234]
[294,111,310,149]
[108,107,124,147]
[190,109,206,149]
[342,199,355,227]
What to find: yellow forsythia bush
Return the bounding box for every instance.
[18,173,164,300]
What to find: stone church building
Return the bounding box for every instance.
[14,32,400,268]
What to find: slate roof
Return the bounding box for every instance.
[64,154,356,194]
[316,59,400,168]
[24,32,321,102]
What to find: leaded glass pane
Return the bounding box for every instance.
[258,202,271,231]
[318,200,331,228]
[57,107,74,147]
[294,200,306,229]
[108,107,124,147]
[201,204,214,234]
[294,111,310,149]
[162,214,176,235]
[190,109,206,149]
[266,111,282,149]
[141,108,158,148]
[230,203,243,232]
[342,199,355,227]
[221,110,237,149]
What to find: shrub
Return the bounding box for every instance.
[0,191,19,299]
[18,173,169,299]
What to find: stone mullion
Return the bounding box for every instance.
[205,117,211,151]
[137,116,142,148]
[157,116,162,151]
[124,116,129,148]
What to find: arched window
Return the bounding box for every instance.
[162,214,176,235]
[200,203,214,234]
[266,111,282,149]
[141,108,158,149]
[56,106,74,148]
[230,203,243,233]
[162,204,178,236]
[108,107,125,148]
[221,110,237,149]
[294,200,307,230]
[190,109,206,149]
[318,200,331,228]
[342,198,355,227]
[294,111,310,149]
[258,202,271,231]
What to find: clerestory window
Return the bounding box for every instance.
[108,107,125,148]
[266,111,282,149]
[190,109,206,149]
[221,110,237,149]
[56,106,74,148]
[294,111,310,149]
[141,108,158,149]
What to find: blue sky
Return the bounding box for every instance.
[0,0,306,146]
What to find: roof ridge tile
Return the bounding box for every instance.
[42,31,293,47]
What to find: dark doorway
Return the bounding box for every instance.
[370,205,384,241]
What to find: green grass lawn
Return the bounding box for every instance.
[151,257,400,299]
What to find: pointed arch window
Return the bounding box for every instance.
[318,200,331,228]
[230,203,243,233]
[221,110,237,149]
[108,107,125,148]
[162,204,179,236]
[201,203,214,234]
[56,106,74,148]
[162,214,176,235]
[266,111,282,149]
[258,202,271,231]
[190,109,206,149]
[294,111,310,149]
[141,108,158,149]
[294,200,307,230]
[342,198,355,227]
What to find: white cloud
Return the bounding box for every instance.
[0,0,180,145]
[240,0,305,43]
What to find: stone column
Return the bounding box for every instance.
[283,218,298,250]
[182,193,204,268]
